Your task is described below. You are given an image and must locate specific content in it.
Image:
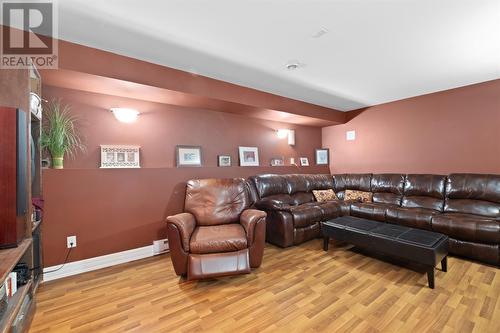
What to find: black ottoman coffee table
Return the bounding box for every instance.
[322,216,448,289]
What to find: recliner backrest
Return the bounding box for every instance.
[185,178,250,226]
[249,174,288,198]
[283,174,314,205]
[402,174,446,211]
[445,174,500,217]
[333,174,372,200]
[371,174,405,205]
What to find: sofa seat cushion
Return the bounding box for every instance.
[336,200,356,216]
[431,213,500,244]
[190,224,248,254]
[350,202,395,222]
[301,201,341,220]
[316,201,341,219]
[386,206,439,230]
[289,205,323,228]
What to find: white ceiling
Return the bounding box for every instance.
[57,0,500,111]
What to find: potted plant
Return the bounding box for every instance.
[41,99,85,169]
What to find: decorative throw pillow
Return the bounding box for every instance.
[344,190,373,203]
[312,189,338,202]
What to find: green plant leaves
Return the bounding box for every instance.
[41,99,86,159]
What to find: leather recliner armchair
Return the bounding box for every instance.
[166,178,267,280]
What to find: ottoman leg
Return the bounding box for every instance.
[441,256,447,272]
[323,236,329,251]
[427,268,435,289]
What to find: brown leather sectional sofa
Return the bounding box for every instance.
[248,173,500,265]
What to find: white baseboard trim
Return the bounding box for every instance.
[43,245,156,282]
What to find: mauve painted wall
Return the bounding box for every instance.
[322,80,500,174]
[42,85,328,266]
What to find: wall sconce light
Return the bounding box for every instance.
[277,129,295,146]
[111,108,140,123]
[277,129,289,139]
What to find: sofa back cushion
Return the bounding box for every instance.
[250,174,334,206]
[288,174,333,205]
[250,174,288,198]
[371,174,405,205]
[284,174,309,194]
[445,174,500,217]
[333,174,372,200]
[402,174,446,211]
[305,174,335,192]
[245,178,259,207]
[185,178,249,226]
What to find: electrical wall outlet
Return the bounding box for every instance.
[67,235,77,248]
[153,239,169,255]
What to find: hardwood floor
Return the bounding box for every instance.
[30,240,500,333]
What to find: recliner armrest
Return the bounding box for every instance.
[255,199,292,212]
[166,212,196,251]
[240,209,267,244]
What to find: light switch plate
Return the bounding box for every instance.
[346,130,356,141]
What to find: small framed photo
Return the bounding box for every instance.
[218,155,232,167]
[100,145,140,168]
[117,152,125,163]
[270,157,284,166]
[106,152,115,163]
[300,157,309,166]
[176,145,202,167]
[315,148,330,165]
[239,146,259,166]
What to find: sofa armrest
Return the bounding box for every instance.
[254,199,292,212]
[240,209,267,244]
[166,212,196,252]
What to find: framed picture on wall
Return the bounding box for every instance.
[270,157,284,166]
[218,155,231,167]
[300,157,309,166]
[176,145,202,167]
[239,146,259,166]
[100,145,141,168]
[315,148,329,165]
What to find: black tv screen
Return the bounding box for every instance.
[16,109,28,216]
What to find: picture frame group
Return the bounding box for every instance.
[153,145,331,168]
